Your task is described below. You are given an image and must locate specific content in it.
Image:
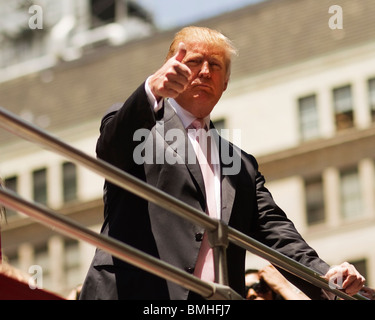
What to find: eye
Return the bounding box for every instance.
[186,59,201,67]
[210,61,222,70]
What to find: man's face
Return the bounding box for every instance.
[175,41,229,118]
[245,272,273,300]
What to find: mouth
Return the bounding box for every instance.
[192,83,212,90]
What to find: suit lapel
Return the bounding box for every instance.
[219,136,239,225]
[156,99,207,205]
[155,100,240,223]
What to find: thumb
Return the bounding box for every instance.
[174,42,187,62]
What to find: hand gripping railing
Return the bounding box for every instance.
[0,107,368,300]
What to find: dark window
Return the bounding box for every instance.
[298,95,320,141]
[350,259,367,283]
[62,162,77,203]
[64,238,81,289]
[33,168,47,205]
[368,78,375,122]
[90,0,115,27]
[340,167,362,220]
[34,242,51,289]
[212,118,226,132]
[4,176,18,217]
[333,85,354,131]
[305,176,325,225]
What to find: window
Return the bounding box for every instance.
[305,176,325,225]
[0,2,45,69]
[64,239,81,290]
[33,168,47,205]
[3,251,19,269]
[3,176,18,218]
[90,0,116,27]
[62,162,77,203]
[333,85,354,131]
[340,167,362,220]
[368,78,375,122]
[34,243,51,289]
[212,118,226,132]
[350,259,368,282]
[298,95,320,141]
[90,0,151,28]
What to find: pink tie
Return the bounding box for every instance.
[190,119,217,283]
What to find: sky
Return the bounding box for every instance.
[136,0,265,30]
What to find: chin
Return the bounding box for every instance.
[178,95,217,118]
[192,101,216,117]
[192,109,212,119]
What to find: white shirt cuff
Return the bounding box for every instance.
[145,77,164,112]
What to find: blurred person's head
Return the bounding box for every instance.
[0,261,32,285]
[245,269,281,300]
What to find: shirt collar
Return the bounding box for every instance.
[167,98,210,129]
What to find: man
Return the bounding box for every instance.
[80,26,365,300]
[245,265,310,300]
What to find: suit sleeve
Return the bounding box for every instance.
[245,153,331,298]
[96,82,157,171]
[252,159,329,274]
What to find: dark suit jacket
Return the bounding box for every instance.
[80,82,330,300]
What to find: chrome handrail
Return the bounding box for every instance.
[0,107,367,300]
[0,187,241,300]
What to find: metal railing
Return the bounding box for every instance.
[0,107,368,300]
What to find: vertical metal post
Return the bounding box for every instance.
[208,221,229,285]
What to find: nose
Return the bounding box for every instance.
[199,61,211,78]
[246,288,258,300]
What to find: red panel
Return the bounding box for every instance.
[0,273,64,300]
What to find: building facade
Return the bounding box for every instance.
[1,0,374,296]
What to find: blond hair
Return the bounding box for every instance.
[166,26,238,77]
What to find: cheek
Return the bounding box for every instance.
[213,83,227,99]
[213,75,228,91]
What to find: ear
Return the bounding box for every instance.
[223,79,229,92]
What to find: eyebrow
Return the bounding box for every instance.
[187,53,224,64]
